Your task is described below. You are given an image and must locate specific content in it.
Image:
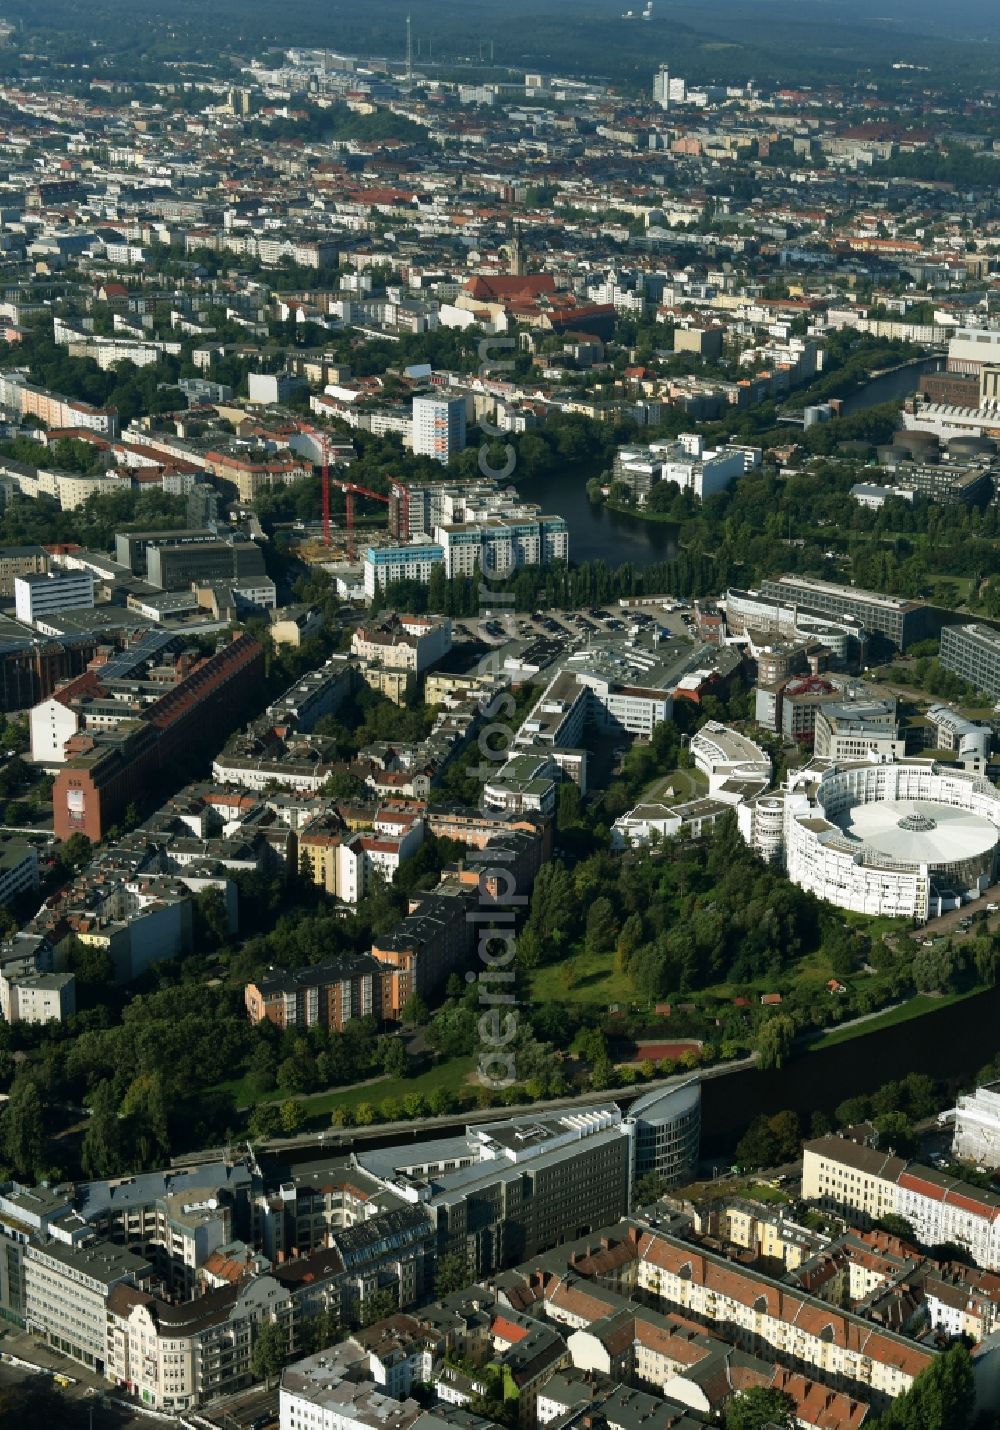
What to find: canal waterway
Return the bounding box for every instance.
[523,357,943,568]
[699,984,1000,1156]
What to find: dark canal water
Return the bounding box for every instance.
[523,358,943,568]
[840,355,943,416]
[527,464,680,567]
[699,984,1000,1157]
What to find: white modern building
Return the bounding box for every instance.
[813,699,904,762]
[953,1083,1000,1170]
[770,757,1000,921]
[724,587,865,664]
[437,514,568,579]
[616,435,756,505]
[653,65,671,109]
[363,542,445,600]
[689,721,771,801]
[411,395,467,464]
[926,704,991,768]
[14,569,95,625]
[612,796,731,849]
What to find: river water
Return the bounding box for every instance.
[699,984,1000,1156]
[840,355,943,416]
[524,359,942,568]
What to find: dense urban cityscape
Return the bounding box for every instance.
[1,1,1000,1426]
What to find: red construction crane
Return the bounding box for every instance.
[297,423,411,558]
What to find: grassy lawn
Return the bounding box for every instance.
[529,936,874,1016]
[212,1072,261,1108]
[212,1055,479,1120]
[644,767,709,805]
[293,1055,477,1119]
[742,1182,791,1205]
[676,1178,789,1204]
[531,950,635,1008]
[806,986,988,1051]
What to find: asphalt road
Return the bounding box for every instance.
[0,1326,171,1426]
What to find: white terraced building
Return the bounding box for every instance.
[689,720,771,801]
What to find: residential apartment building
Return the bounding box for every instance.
[107,1270,294,1412]
[411,395,467,464]
[802,1138,906,1227]
[437,514,569,580]
[352,614,452,676]
[633,1226,933,1406]
[803,1135,1000,1272]
[364,543,445,600]
[371,889,477,1018]
[206,450,312,502]
[245,955,382,1031]
[6,381,119,438]
[0,970,75,1024]
[368,481,570,597]
[267,655,356,735]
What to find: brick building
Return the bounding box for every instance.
[245,954,382,1031]
[53,634,264,841]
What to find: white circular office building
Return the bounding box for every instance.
[782,759,1000,921]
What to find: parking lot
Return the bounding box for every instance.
[459,600,698,653]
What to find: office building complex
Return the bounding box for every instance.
[759,576,935,652]
[14,569,95,626]
[146,538,266,592]
[940,623,1000,701]
[51,632,264,841]
[812,697,903,762]
[741,756,1000,921]
[25,1239,155,1371]
[614,435,755,504]
[354,1093,700,1276]
[725,587,865,665]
